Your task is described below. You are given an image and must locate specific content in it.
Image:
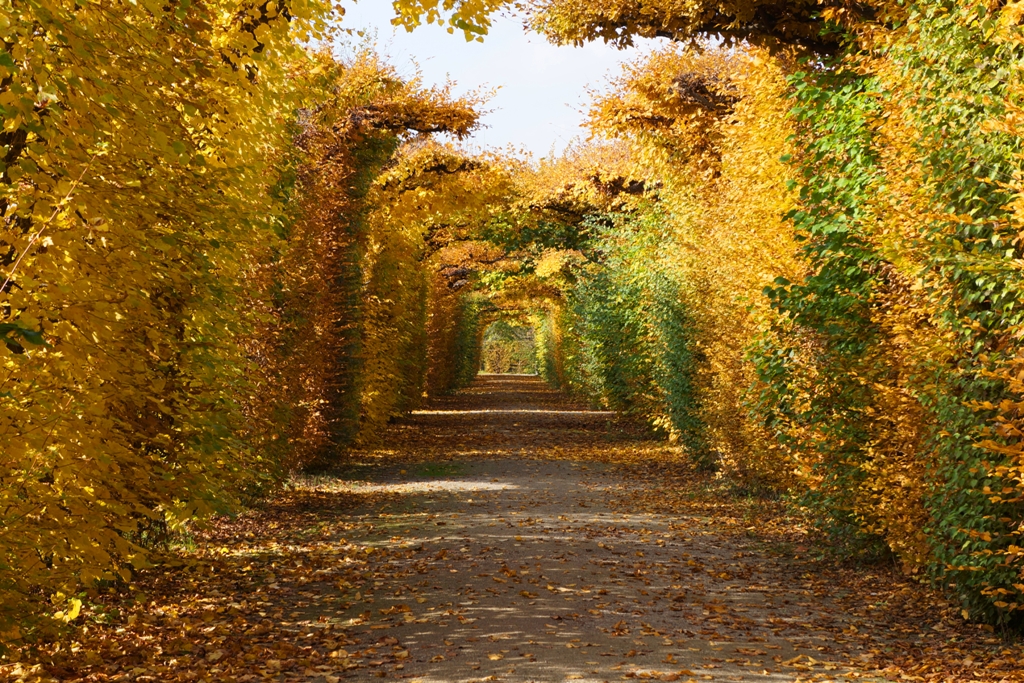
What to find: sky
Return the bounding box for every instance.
[337,2,668,158]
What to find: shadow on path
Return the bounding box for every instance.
[295,375,881,682]
[15,375,1020,683]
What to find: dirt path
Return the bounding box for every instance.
[10,375,1024,683]
[315,376,867,682]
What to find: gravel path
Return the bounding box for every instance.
[306,375,875,682]
[23,375,1013,683]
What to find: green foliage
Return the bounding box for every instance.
[427,291,488,396]
[454,295,488,389]
[480,216,591,254]
[559,211,710,463]
[752,0,1024,624]
[753,63,889,550]
[883,1,1024,625]
[532,310,563,387]
[481,320,538,374]
[330,135,403,451]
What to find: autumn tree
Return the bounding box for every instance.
[0,5,484,635]
[0,0,334,639]
[389,0,1024,628]
[390,0,877,51]
[275,53,482,463]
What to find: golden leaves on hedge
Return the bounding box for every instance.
[0,22,485,638]
[0,0,332,639]
[588,45,801,488]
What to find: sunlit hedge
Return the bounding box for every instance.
[554,212,709,461]
[0,4,480,637]
[490,0,1024,627]
[753,1,1024,624]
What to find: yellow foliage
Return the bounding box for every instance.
[276,56,486,455]
[392,0,853,50]
[0,0,333,632]
[358,142,510,437]
[0,14,485,633]
[588,45,801,486]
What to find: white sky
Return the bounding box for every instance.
[336,2,668,158]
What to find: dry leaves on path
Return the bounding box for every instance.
[4,376,1024,682]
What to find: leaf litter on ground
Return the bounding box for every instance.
[4,376,1024,682]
